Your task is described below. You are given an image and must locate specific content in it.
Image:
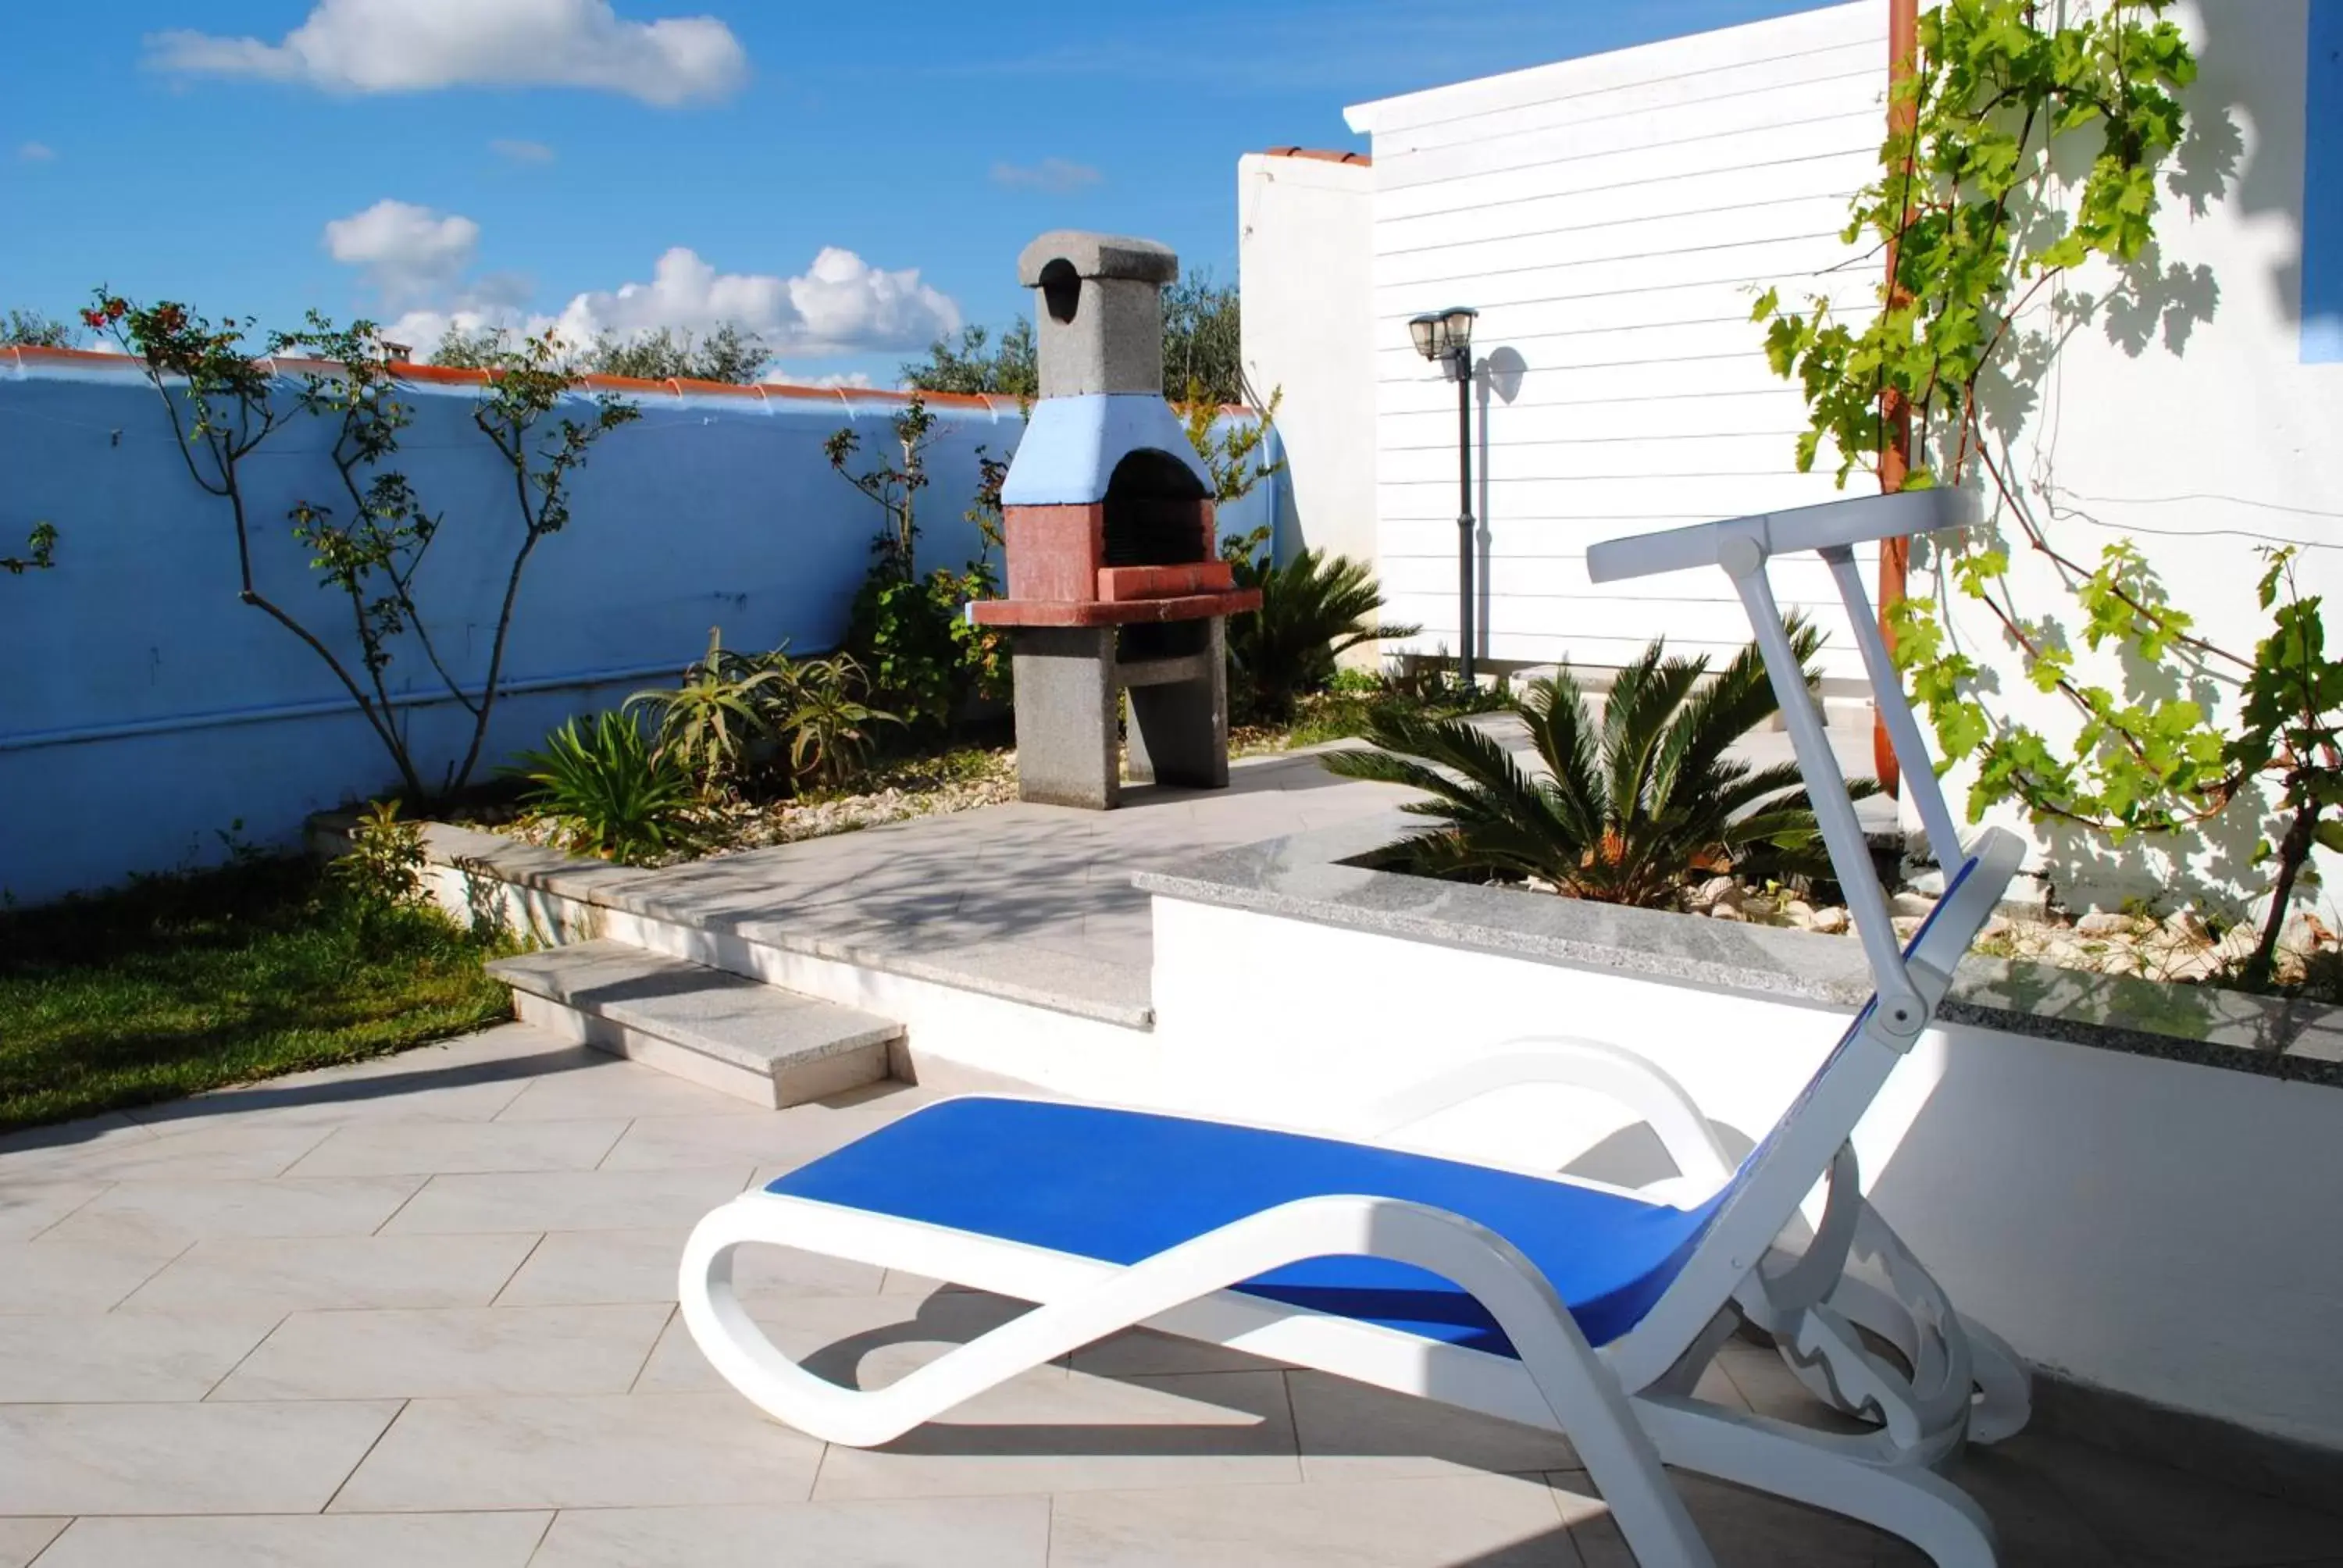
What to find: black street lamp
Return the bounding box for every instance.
[1408,306,1479,684]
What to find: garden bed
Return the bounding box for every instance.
[476,746,1019,868]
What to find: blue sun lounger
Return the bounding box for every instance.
[683,487,2032,1567]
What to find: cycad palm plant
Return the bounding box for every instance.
[1323,621,1874,907]
[1225,545,1418,722]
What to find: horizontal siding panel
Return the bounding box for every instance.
[1371,315,1863,380]
[1385,602,1870,677]
[1379,389,1799,447]
[1369,280,1864,356]
[1373,198,1858,287]
[1349,4,1878,137]
[1369,244,1867,319]
[1378,144,1876,255]
[1377,43,1882,162]
[1379,433,1806,485]
[1377,472,1846,525]
[1377,358,1803,410]
[1378,551,1870,600]
[1381,107,1881,219]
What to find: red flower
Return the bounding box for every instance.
[80,308,108,330]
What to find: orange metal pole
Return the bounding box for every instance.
[1874,0,1920,798]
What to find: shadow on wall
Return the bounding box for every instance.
[1473,345,1528,668]
[1908,5,2310,915]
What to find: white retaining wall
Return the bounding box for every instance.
[1141,893,2343,1454]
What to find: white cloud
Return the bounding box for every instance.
[323,200,482,305]
[490,138,555,164]
[17,141,55,162]
[328,223,959,364]
[990,157,1100,193]
[147,0,747,106]
[550,245,958,356]
[764,367,876,390]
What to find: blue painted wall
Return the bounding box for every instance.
[2308,0,2342,362]
[0,356,1279,902]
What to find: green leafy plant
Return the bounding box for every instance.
[330,797,429,914]
[2,308,74,348]
[627,626,800,796]
[1753,2,2218,833]
[826,393,936,580]
[1752,2,2343,983]
[1325,622,1873,907]
[783,654,899,791]
[2,522,58,576]
[827,394,1009,732]
[1222,534,1416,722]
[2223,549,2343,988]
[900,319,1038,398]
[510,713,699,864]
[87,294,638,801]
[1182,382,1284,504]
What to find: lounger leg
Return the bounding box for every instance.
[1637,1395,1999,1568]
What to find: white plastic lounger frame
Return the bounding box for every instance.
[684,487,2027,1568]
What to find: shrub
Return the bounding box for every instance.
[1324,622,1875,907]
[846,566,1006,736]
[510,713,698,864]
[1224,538,1417,723]
[330,797,428,912]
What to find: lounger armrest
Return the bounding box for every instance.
[1585,489,1976,585]
[1360,1036,1736,1192]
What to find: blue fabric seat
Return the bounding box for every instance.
[767,1097,1733,1353]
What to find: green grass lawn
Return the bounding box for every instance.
[0,855,512,1135]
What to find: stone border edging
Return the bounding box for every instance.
[1132,816,2343,1090]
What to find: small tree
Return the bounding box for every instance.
[584,323,768,383]
[825,394,1007,732]
[900,321,1037,399]
[88,292,638,800]
[2,308,75,349]
[1182,382,1284,505]
[824,394,936,581]
[1160,271,1246,406]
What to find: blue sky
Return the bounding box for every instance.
[2,0,1835,387]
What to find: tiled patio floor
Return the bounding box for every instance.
[3,1023,2337,1566]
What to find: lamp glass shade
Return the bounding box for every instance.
[1441,306,1478,354]
[1407,313,1440,360]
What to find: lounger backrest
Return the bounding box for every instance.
[1583,490,2020,1374]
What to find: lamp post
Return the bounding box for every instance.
[1408,306,1479,684]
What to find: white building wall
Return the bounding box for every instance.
[1931,0,2343,910]
[1345,2,1890,680]
[1236,151,1378,568]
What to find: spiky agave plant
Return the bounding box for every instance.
[1323,620,1874,907]
[1225,545,1418,722]
[626,626,800,798]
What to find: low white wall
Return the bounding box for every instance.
[1145,893,2343,1453]
[1237,151,1379,571]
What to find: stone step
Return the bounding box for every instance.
[487,939,904,1108]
